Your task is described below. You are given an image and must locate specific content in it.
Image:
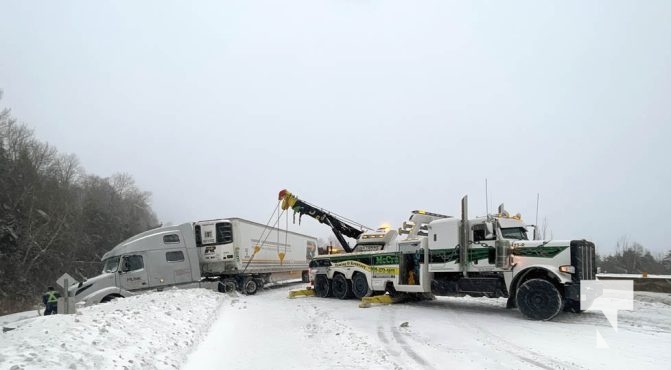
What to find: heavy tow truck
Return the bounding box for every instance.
[279,189,596,321]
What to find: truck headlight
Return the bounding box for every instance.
[559,265,576,274]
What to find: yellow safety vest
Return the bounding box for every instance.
[46,291,58,303]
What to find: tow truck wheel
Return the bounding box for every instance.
[301,271,309,283]
[332,274,353,300]
[314,275,331,298]
[516,278,563,321]
[351,273,372,299]
[243,278,258,295]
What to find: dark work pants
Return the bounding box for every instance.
[44,303,57,315]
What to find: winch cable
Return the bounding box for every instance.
[283,209,289,263]
[241,201,286,274]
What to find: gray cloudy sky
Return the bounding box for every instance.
[1,1,670,255]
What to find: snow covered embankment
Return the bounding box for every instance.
[0,288,225,370]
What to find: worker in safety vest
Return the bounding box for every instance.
[42,286,60,315]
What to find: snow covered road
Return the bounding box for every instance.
[1,285,670,369]
[185,286,671,370]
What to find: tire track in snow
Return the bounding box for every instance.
[390,326,434,369]
[405,299,588,369]
[449,307,587,370]
[377,307,435,370]
[297,298,402,369]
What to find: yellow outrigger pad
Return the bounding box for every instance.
[359,293,405,308]
[288,287,315,299]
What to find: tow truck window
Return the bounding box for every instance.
[122,255,144,272]
[216,222,233,244]
[103,257,120,273]
[472,224,495,242]
[500,227,528,240]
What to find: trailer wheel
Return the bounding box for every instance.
[516,278,563,321]
[254,278,265,290]
[351,273,372,299]
[332,274,353,300]
[243,278,258,295]
[314,275,331,298]
[218,279,236,293]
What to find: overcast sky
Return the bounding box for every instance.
[1,1,670,255]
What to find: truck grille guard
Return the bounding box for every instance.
[570,240,596,282]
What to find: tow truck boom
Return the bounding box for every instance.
[278,189,370,253]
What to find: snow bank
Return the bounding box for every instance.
[2,286,670,370]
[0,288,225,370]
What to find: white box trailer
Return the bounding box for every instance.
[195,218,318,291]
[70,218,317,305]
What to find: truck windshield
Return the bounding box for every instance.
[500,227,528,240]
[103,256,120,273]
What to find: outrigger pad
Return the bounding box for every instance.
[359,293,404,308]
[288,287,316,299]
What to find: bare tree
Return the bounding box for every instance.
[0,96,159,314]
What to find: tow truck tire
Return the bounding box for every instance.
[301,271,309,283]
[351,273,372,299]
[314,275,331,298]
[563,299,583,313]
[332,274,353,300]
[243,278,258,295]
[516,278,563,321]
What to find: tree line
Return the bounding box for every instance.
[597,237,671,275]
[0,94,158,314]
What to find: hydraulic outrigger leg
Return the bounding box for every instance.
[359,293,409,308]
[288,287,315,299]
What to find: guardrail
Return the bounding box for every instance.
[597,273,671,293]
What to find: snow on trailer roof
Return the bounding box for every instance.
[194,217,318,240]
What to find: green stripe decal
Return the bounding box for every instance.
[512,246,568,258]
[429,245,569,263]
[315,245,569,266]
[428,248,492,263]
[316,252,400,266]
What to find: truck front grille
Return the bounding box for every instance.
[570,240,596,282]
